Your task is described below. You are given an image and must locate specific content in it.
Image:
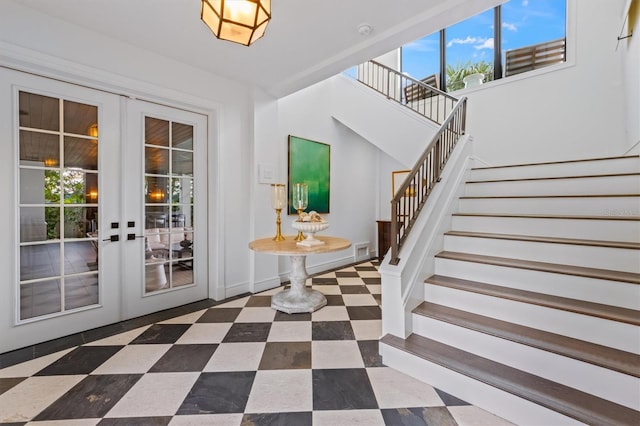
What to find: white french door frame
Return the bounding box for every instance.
[0,59,223,353]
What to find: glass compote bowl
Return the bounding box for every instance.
[291,221,329,246]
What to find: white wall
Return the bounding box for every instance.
[622,0,640,150]
[276,80,380,273]
[0,1,254,299]
[451,0,630,165]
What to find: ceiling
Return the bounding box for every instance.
[10,0,502,98]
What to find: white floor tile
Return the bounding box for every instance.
[235,307,276,323]
[350,320,382,340]
[342,294,378,306]
[357,271,381,278]
[337,277,365,286]
[313,409,385,426]
[83,326,150,346]
[244,370,312,413]
[203,342,265,372]
[105,372,199,418]
[175,323,233,344]
[267,321,312,342]
[312,341,364,369]
[91,344,171,374]
[448,406,516,426]
[366,284,382,294]
[311,285,342,295]
[25,419,100,425]
[0,375,86,423]
[311,306,349,322]
[367,367,444,408]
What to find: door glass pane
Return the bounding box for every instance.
[64,136,98,170]
[19,91,60,131]
[63,100,98,136]
[145,147,169,175]
[20,279,62,320]
[20,131,59,166]
[18,91,101,321]
[144,116,195,294]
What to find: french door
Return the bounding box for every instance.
[0,69,208,353]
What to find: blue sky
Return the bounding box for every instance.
[402,0,566,79]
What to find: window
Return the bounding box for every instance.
[401,0,566,91]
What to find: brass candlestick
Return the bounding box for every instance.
[271,183,286,241]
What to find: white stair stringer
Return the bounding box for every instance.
[412,313,640,410]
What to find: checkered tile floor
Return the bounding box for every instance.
[0,261,513,425]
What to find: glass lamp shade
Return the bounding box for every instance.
[292,183,308,211]
[201,0,271,46]
[270,183,286,210]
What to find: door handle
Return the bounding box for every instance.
[102,235,120,242]
[127,234,146,241]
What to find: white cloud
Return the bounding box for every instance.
[474,38,494,50]
[446,36,480,48]
[404,39,438,53]
[522,0,529,6]
[503,22,517,31]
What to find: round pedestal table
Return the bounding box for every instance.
[249,236,351,314]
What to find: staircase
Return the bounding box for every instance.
[379,155,640,425]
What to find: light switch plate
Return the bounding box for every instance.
[258,163,276,184]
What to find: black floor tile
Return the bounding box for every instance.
[33,374,142,420]
[363,277,382,285]
[0,377,26,395]
[312,321,355,340]
[197,307,243,323]
[381,407,458,426]
[149,344,218,372]
[273,311,311,321]
[336,272,360,277]
[358,340,384,367]
[130,324,191,344]
[324,295,345,306]
[258,342,311,370]
[347,305,382,320]
[35,346,123,376]
[241,411,312,426]
[435,388,470,406]
[355,266,378,271]
[98,417,172,426]
[339,285,371,294]
[177,371,256,415]
[222,323,271,343]
[312,368,378,411]
[245,295,272,307]
[311,277,338,285]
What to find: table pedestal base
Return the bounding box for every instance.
[271,254,327,314]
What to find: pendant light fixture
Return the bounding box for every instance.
[201,0,271,46]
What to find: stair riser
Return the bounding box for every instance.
[458,196,640,216]
[379,342,583,426]
[443,235,640,273]
[470,158,640,181]
[423,284,640,353]
[451,215,640,242]
[412,315,640,410]
[465,175,640,197]
[434,257,640,310]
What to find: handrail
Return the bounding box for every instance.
[388,97,467,265]
[355,60,458,125]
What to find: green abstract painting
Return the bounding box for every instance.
[288,135,330,214]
